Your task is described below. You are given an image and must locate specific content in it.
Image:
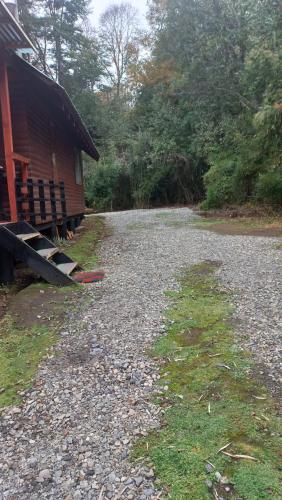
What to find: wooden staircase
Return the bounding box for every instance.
[0,221,79,285]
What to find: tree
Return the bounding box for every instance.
[99,3,140,97]
[18,0,91,84]
[19,0,282,210]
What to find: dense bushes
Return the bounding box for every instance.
[256,171,282,205]
[202,102,282,209]
[85,162,132,212]
[85,156,207,211]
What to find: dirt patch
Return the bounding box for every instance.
[196,205,282,219]
[184,260,222,278]
[177,327,205,346]
[199,221,282,237]
[7,284,74,329]
[0,270,38,321]
[194,206,282,237]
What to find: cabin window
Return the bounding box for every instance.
[74,149,83,185]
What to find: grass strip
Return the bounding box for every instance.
[133,261,282,499]
[62,216,108,270]
[0,216,107,408]
[0,284,79,408]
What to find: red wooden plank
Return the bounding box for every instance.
[0,57,17,221]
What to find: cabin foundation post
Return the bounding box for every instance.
[50,223,57,240]
[61,221,68,239]
[70,218,76,234]
[0,247,14,284]
[0,57,17,222]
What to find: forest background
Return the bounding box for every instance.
[18,0,282,211]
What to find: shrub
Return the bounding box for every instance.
[255,170,282,205]
[85,162,132,212]
[201,158,235,209]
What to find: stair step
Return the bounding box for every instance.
[0,222,77,286]
[17,232,41,241]
[56,262,77,275]
[37,248,58,260]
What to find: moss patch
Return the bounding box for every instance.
[163,219,196,228]
[133,262,282,499]
[127,221,158,230]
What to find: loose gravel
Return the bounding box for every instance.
[0,208,281,499]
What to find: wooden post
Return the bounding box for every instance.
[0,57,17,222]
[0,247,14,284]
[70,218,76,234]
[0,169,4,218]
[38,179,46,220]
[27,178,35,226]
[61,221,67,239]
[59,181,67,218]
[49,180,57,222]
[15,176,23,220]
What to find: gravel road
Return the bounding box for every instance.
[0,208,281,499]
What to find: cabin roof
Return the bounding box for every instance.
[13,54,100,161]
[0,0,33,49]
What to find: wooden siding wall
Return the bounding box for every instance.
[0,102,9,218]
[26,80,85,223]
[0,63,85,224]
[10,77,29,158]
[0,104,6,161]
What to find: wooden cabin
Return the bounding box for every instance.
[0,0,99,235]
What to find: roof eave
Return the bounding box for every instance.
[13,54,100,161]
[0,0,34,50]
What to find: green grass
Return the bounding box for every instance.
[163,219,198,228]
[155,212,177,219]
[127,221,158,230]
[0,283,83,408]
[0,315,58,407]
[0,216,107,408]
[62,216,108,269]
[133,262,282,499]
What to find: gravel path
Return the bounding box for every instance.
[0,208,281,499]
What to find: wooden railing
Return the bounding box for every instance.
[15,178,67,226]
[0,155,67,225]
[0,167,9,221]
[0,154,30,222]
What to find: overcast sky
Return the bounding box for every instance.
[89,0,148,27]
